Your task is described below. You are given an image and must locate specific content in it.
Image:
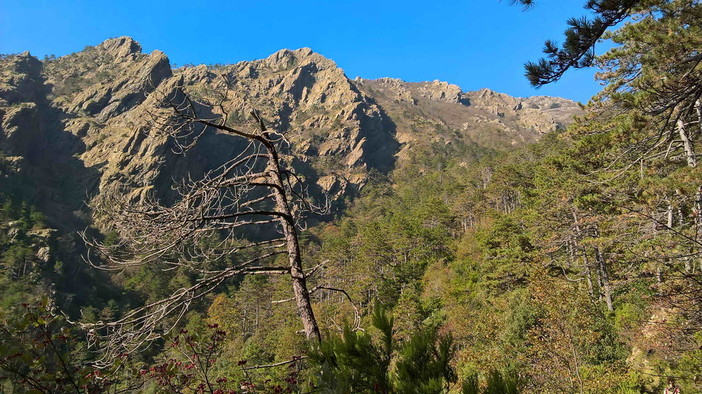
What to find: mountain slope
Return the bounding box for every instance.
[0,37,582,227]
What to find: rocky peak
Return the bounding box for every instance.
[171,47,395,198]
[6,52,42,76]
[474,87,501,98]
[44,37,172,120]
[97,36,142,58]
[371,78,416,104]
[212,47,366,117]
[463,88,581,131]
[0,52,45,105]
[261,47,332,71]
[416,80,463,103]
[468,88,518,107]
[359,78,464,105]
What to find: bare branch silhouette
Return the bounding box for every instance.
[81,76,331,367]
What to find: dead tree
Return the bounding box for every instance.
[82,78,327,366]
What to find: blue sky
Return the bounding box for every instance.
[0,1,603,103]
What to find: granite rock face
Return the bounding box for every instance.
[172,47,397,199]
[0,37,582,227]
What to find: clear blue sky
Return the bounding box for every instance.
[0,1,603,103]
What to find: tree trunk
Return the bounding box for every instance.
[571,211,595,301]
[695,99,702,135]
[677,119,697,168]
[594,246,613,311]
[582,253,596,301]
[265,139,321,342]
[696,186,702,250]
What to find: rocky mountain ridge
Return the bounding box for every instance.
[0,37,581,228]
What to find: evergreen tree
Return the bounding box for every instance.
[517,0,641,86]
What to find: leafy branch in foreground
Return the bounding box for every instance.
[0,298,142,393]
[516,0,640,87]
[310,303,458,393]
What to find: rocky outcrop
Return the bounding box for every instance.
[46,37,172,122]
[0,53,47,157]
[0,52,45,105]
[354,79,581,160]
[463,88,579,134]
[0,51,98,230]
[170,47,397,198]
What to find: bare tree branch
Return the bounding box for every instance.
[81,76,333,365]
